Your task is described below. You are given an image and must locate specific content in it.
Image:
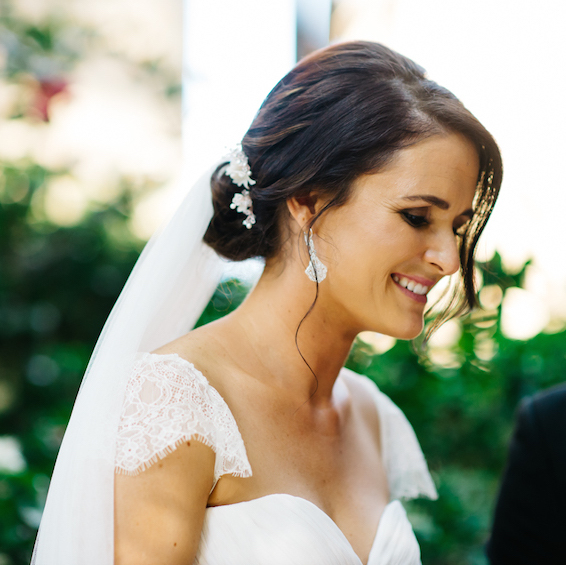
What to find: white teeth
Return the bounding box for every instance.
[392,275,430,295]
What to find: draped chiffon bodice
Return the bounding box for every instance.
[197,495,419,565]
[115,353,437,565]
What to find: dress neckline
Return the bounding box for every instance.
[205,492,402,565]
[141,351,390,565]
[141,351,388,474]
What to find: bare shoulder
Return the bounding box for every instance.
[151,321,232,390]
[152,323,217,362]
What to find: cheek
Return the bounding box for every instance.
[322,211,422,283]
[367,224,422,271]
[330,227,404,286]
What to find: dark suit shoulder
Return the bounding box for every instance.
[528,382,566,499]
[529,382,566,423]
[486,383,566,565]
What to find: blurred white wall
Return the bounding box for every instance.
[182,0,296,182]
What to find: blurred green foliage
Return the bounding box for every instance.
[0,3,86,78]
[0,159,143,563]
[2,3,566,565]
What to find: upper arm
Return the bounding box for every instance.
[114,440,215,565]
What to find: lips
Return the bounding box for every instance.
[391,273,434,304]
[392,274,430,295]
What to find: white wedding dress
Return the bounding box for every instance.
[115,353,438,565]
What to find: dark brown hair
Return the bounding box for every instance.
[204,41,502,330]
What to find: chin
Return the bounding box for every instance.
[384,321,424,341]
[363,310,424,341]
[398,328,424,341]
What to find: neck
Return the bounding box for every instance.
[219,259,357,404]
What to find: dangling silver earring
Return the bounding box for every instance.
[304,228,327,283]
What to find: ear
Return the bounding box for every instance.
[286,193,320,232]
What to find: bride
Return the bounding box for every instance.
[32,41,502,565]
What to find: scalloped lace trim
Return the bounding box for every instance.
[114,353,252,486]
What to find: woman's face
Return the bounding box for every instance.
[316,132,479,340]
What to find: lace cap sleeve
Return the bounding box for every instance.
[115,352,252,486]
[342,368,438,501]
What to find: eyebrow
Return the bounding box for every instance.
[402,195,474,218]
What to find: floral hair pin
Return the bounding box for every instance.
[225,144,256,229]
[230,189,255,229]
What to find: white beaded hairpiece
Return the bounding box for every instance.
[224,144,256,229]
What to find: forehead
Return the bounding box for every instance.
[354,132,480,208]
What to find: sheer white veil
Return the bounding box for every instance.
[31,164,225,564]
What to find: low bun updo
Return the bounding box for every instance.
[203,160,283,261]
[203,40,502,323]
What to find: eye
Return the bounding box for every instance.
[401,210,429,228]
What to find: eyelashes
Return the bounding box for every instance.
[401,210,428,228]
[400,210,470,237]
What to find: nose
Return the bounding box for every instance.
[424,231,461,276]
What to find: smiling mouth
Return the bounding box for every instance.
[391,274,431,304]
